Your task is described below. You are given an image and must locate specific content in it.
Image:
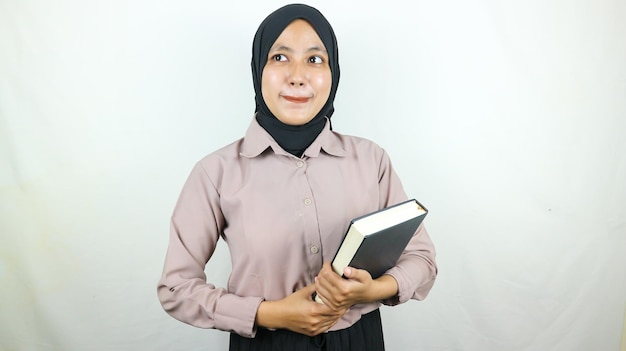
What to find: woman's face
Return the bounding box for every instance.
[261,19,332,126]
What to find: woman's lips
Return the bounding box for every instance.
[283,95,310,103]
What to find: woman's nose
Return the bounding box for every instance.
[289,63,305,86]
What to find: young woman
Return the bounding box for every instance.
[157,4,437,350]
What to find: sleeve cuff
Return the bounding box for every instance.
[214,294,264,338]
[381,267,414,305]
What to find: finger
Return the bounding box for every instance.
[318,295,345,313]
[343,266,370,282]
[318,267,344,292]
[313,279,336,307]
[314,298,341,314]
[316,297,347,316]
[302,283,317,294]
[298,283,318,300]
[343,266,354,279]
[320,261,333,272]
[322,262,342,278]
[314,276,337,304]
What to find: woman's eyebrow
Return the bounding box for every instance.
[270,45,293,53]
[269,45,327,54]
[306,45,328,54]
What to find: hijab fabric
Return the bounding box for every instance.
[251,4,340,157]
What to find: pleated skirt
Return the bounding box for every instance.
[229,309,385,351]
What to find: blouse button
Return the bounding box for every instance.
[296,160,304,168]
[303,198,312,206]
[310,245,320,254]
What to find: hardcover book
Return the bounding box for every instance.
[314,198,428,304]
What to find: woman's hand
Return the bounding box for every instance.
[314,262,399,311]
[255,283,348,336]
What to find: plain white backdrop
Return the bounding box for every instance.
[1,0,625,350]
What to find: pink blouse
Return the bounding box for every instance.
[157,118,437,337]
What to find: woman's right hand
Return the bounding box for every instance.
[255,283,348,336]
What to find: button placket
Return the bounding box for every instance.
[294,158,321,262]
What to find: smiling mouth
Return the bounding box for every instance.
[283,96,310,103]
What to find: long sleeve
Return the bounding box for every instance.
[157,119,437,337]
[156,162,264,337]
[376,149,438,305]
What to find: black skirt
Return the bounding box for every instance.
[229,309,385,351]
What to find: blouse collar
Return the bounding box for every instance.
[241,116,348,159]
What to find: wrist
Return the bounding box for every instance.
[256,300,282,329]
[368,274,399,302]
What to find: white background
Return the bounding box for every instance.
[1,0,625,350]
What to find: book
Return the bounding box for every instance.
[314,198,428,304]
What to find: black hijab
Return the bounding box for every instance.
[251,4,340,157]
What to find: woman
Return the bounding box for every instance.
[157,4,437,350]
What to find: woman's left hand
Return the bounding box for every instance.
[315,262,400,311]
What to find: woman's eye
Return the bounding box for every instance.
[272,54,287,61]
[309,56,323,64]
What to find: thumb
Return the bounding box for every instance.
[343,266,371,282]
[302,283,322,302]
[302,283,317,294]
[343,266,359,280]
